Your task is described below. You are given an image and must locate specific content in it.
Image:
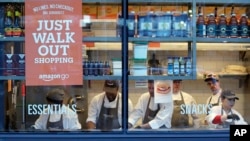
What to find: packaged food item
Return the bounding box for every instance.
[15,54,25,76]
[239,14,249,38]
[137,11,155,37]
[179,57,185,76]
[173,57,179,76]
[127,11,136,37]
[172,11,188,37]
[155,11,172,37]
[12,6,22,37]
[206,13,217,38]
[167,57,173,76]
[148,53,161,75]
[229,13,239,38]
[196,13,206,37]
[185,57,192,76]
[117,11,136,37]
[4,7,13,37]
[3,54,15,75]
[217,14,228,38]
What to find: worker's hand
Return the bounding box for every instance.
[134,125,141,129]
[227,114,240,120]
[128,123,133,129]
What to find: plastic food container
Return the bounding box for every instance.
[133,43,148,59]
[112,58,122,75]
[130,59,147,76]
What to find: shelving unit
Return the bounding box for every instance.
[1,0,250,81]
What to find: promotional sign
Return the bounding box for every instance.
[25,0,82,86]
[154,80,173,103]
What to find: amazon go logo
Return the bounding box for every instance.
[39,74,69,81]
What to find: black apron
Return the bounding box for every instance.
[171,92,189,128]
[206,95,221,115]
[46,114,63,130]
[219,106,235,128]
[96,95,120,131]
[142,97,160,124]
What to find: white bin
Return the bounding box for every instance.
[112,59,122,75]
[131,66,147,76]
[130,59,147,76]
[133,44,148,59]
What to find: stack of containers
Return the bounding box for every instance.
[137,11,155,37]
[117,10,192,38]
[131,43,148,76]
[155,11,172,37]
[172,11,189,37]
[112,58,122,75]
[116,11,136,37]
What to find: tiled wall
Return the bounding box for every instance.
[86,50,250,124]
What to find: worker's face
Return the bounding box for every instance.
[173,80,181,94]
[206,80,221,94]
[222,98,236,110]
[148,82,154,97]
[105,90,118,102]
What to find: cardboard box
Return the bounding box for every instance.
[204,6,224,16]
[217,7,225,16]
[140,6,161,12]
[161,6,182,12]
[182,6,189,12]
[82,31,95,37]
[225,7,246,20]
[118,5,140,13]
[82,5,97,19]
[92,29,116,37]
[97,5,119,19]
[196,6,204,15]
[91,21,116,30]
[204,6,215,16]
[129,6,140,13]
[246,7,250,23]
[204,6,224,20]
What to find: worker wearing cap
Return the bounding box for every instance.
[204,73,223,114]
[32,88,81,130]
[171,80,200,128]
[128,80,173,129]
[86,80,133,131]
[206,90,248,128]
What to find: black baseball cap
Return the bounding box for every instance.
[204,73,219,82]
[103,80,119,93]
[221,90,239,100]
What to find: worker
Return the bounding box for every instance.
[204,73,223,113]
[86,80,133,131]
[206,89,248,128]
[128,80,173,129]
[32,88,81,130]
[171,80,200,128]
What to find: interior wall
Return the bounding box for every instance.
[86,50,250,125]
